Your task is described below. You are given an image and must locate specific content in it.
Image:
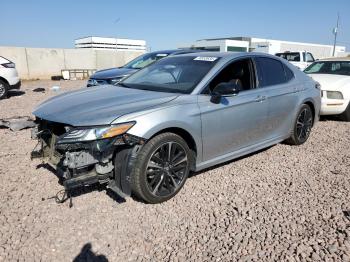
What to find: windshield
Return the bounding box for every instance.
[121,56,220,94]
[304,61,350,76]
[276,52,300,62]
[123,52,170,69]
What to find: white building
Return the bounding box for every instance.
[179,36,347,59]
[179,39,250,52]
[75,37,146,51]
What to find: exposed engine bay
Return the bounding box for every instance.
[31,118,145,206]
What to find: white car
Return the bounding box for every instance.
[0,56,21,99]
[304,57,350,121]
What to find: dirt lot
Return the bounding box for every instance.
[0,80,349,261]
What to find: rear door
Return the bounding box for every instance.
[254,57,300,139]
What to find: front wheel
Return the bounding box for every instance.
[130,133,191,204]
[286,104,314,145]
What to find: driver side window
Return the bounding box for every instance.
[205,58,255,94]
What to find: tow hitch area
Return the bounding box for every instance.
[31,119,144,207]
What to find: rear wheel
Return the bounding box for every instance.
[340,102,350,122]
[131,133,191,204]
[286,104,314,145]
[0,79,9,99]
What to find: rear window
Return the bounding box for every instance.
[255,57,288,87]
[276,52,300,62]
[284,65,294,81]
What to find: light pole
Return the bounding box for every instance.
[332,13,340,57]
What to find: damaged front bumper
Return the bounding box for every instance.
[31,120,145,199]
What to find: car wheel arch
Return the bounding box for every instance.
[303,100,316,126]
[0,77,9,85]
[147,127,198,171]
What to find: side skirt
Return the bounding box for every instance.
[195,135,288,172]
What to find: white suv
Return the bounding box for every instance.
[0,56,21,99]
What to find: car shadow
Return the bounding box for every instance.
[189,145,273,178]
[72,243,108,262]
[319,115,347,122]
[36,163,64,185]
[36,163,126,204]
[7,90,25,98]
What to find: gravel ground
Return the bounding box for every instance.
[0,80,349,261]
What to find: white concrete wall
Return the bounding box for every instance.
[0,46,144,80]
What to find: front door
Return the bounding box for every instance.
[198,58,269,162]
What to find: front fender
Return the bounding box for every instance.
[112,99,203,163]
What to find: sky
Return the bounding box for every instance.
[1,0,349,51]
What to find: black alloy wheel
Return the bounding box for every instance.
[130,133,191,204]
[296,107,313,142]
[146,141,188,197]
[286,104,314,145]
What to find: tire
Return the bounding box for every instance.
[340,102,350,122]
[285,104,314,145]
[0,79,9,99]
[130,133,191,204]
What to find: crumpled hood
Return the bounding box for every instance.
[308,74,350,91]
[91,67,137,79]
[33,85,178,126]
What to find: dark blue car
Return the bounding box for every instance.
[87,49,203,87]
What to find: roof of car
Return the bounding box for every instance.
[149,49,204,55]
[318,57,350,62]
[175,51,239,58]
[174,51,278,59]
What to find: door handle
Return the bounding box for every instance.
[254,96,262,102]
[254,95,267,102]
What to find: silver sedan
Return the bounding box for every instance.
[32,52,321,204]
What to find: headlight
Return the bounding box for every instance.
[57,122,135,144]
[327,91,343,100]
[1,62,15,68]
[87,79,98,86]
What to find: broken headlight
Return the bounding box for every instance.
[57,122,135,144]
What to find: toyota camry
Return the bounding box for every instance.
[32,52,321,204]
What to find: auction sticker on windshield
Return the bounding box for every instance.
[194,57,218,62]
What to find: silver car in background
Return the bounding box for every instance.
[32,52,321,204]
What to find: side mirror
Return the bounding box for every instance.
[210,82,241,104]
